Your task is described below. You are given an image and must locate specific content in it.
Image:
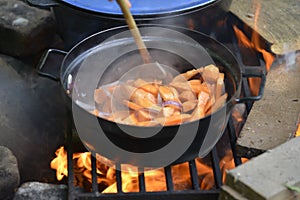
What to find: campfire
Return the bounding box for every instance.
[50,146,248,192]
[49,2,276,195]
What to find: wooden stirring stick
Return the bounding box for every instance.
[116,0,151,64]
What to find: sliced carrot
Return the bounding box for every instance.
[202,64,220,82]
[215,73,225,99]
[102,99,112,114]
[158,86,174,101]
[179,90,197,102]
[156,114,191,126]
[122,113,139,125]
[182,100,198,112]
[136,109,153,121]
[211,93,228,112]
[189,81,210,95]
[123,100,143,111]
[190,91,210,121]
[204,95,215,114]
[133,78,149,88]
[136,121,160,126]
[171,68,203,82]
[92,109,99,116]
[134,97,162,113]
[112,110,130,122]
[169,81,192,92]
[94,88,109,105]
[139,84,159,96]
[162,106,175,117]
[131,88,157,104]
[95,64,227,126]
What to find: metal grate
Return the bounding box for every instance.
[65,13,268,200]
[66,116,245,200]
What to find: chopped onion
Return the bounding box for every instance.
[162,101,182,109]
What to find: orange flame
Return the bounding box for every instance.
[233,0,275,95]
[50,146,246,192]
[50,146,68,181]
[296,123,300,137]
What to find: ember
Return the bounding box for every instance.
[50,146,247,192]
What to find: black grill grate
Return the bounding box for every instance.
[66,119,242,200]
[64,12,268,200]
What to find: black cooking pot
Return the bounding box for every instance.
[38,24,265,169]
[26,0,232,49]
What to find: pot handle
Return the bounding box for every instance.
[26,0,59,8]
[37,49,67,81]
[235,66,266,103]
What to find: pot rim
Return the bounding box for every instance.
[57,0,219,16]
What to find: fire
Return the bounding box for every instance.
[233,0,275,95]
[50,146,68,181]
[296,123,300,137]
[50,146,247,192]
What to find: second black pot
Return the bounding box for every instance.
[27,0,232,49]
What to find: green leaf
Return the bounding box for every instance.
[285,184,300,193]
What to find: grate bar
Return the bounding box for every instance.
[138,171,146,192]
[67,124,75,200]
[188,160,200,190]
[115,164,123,193]
[75,190,219,200]
[164,166,174,191]
[227,116,242,166]
[210,147,222,189]
[91,154,99,193]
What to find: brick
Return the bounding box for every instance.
[0,0,55,57]
[221,137,300,200]
[236,53,300,158]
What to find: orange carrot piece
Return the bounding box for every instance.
[204,95,215,114]
[136,109,153,121]
[136,121,160,126]
[202,64,220,83]
[169,81,192,92]
[123,100,143,110]
[171,68,203,82]
[131,88,157,104]
[189,81,210,95]
[133,78,149,88]
[112,111,130,122]
[182,100,198,112]
[156,114,191,126]
[215,73,224,99]
[94,88,109,105]
[211,93,228,112]
[139,84,159,96]
[134,97,162,112]
[158,86,174,101]
[122,113,139,125]
[162,106,175,117]
[179,90,197,102]
[190,91,210,121]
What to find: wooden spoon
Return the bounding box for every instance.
[116,0,152,64]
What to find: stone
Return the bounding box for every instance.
[0,54,66,183]
[13,182,67,200]
[236,53,300,158]
[0,0,56,57]
[220,136,300,200]
[230,0,300,55]
[0,146,20,200]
